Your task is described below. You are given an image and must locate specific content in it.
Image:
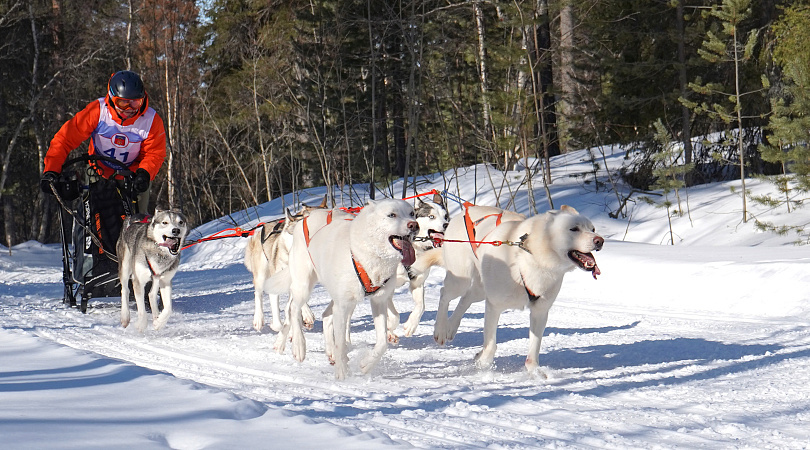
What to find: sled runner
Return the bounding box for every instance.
[53,154,140,313]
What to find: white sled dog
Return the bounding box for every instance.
[386,192,450,340]
[435,204,603,372]
[244,197,327,332]
[267,199,418,380]
[118,209,189,333]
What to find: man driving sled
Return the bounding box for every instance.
[40,70,166,214]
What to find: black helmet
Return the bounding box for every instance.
[108,70,145,99]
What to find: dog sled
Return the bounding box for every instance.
[51,154,140,313]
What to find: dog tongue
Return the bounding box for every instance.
[397,239,416,266]
[591,263,601,280]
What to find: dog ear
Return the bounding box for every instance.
[286,208,295,221]
[560,205,579,214]
[318,195,328,209]
[416,196,426,206]
[432,191,443,205]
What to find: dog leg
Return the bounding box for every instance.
[525,299,553,372]
[119,259,131,328]
[361,295,390,375]
[252,272,266,332]
[474,299,503,369]
[132,278,149,333]
[287,292,310,362]
[403,275,426,337]
[268,293,283,332]
[386,298,400,344]
[148,277,161,323]
[301,303,315,330]
[434,272,468,345]
[153,279,173,331]
[322,301,336,364]
[447,288,483,342]
[332,299,354,380]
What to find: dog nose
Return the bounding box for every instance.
[408,221,419,233]
[593,236,604,251]
[172,228,181,235]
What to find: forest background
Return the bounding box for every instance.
[1,0,809,247]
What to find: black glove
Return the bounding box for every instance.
[133,168,150,193]
[40,171,59,195]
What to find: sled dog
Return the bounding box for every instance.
[244,197,327,332]
[387,192,450,340]
[118,209,189,333]
[434,204,603,372]
[268,199,418,380]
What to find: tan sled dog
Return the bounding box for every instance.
[244,197,327,332]
[435,204,603,373]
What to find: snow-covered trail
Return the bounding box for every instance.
[2,240,810,448]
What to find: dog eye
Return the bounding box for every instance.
[388,213,397,218]
[429,215,435,219]
[570,227,579,232]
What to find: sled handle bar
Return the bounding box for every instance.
[61,154,135,178]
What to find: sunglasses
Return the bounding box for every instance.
[112,96,144,111]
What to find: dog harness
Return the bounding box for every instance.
[302,209,383,294]
[463,202,504,258]
[521,273,539,302]
[352,255,389,294]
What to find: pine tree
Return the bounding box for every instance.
[752,3,810,243]
[684,0,760,223]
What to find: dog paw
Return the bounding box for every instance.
[253,316,265,332]
[524,358,540,373]
[291,332,307,362]
[360,355,381,374]
[135,319,148,334]
[120,313,130,328]
[403,320,418,337]
[387,332,399,345]
[269,320,283,333]
[334,364,349,381]
[302,306,315,330]
[273,335,287,354]
[474,350,495,370]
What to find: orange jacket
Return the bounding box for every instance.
[44,94,166,179]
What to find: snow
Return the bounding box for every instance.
[2,147,810,449]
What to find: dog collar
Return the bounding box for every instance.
[352,254,388,294]
[521,273,539,302]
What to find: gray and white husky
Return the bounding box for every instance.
[117,209,189,333]
[386,192,450,340]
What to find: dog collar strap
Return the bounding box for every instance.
[521,273,539,302]
[145,256,159,276]
[352,254,388,294]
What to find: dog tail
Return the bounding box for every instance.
[263,267,291,295]
[412,247,443,273]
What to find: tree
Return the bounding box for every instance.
[685,0,760,223]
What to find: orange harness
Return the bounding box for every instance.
[462,202,504,258]
[302,209,384,294]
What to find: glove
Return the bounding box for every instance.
[133,168,150,193]
[40,171,59,195]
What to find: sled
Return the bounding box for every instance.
[54,154,140,313]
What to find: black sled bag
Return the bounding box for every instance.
[72,178,131,299]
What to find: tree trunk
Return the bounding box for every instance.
[558,0,574,154]
[676,0,693,165]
